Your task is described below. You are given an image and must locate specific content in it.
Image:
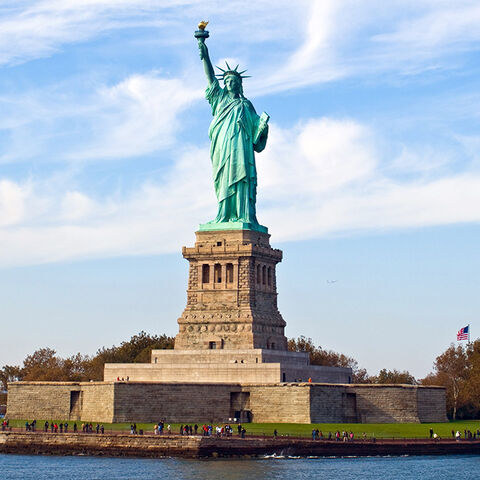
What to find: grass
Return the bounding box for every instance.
[5,419,480,439]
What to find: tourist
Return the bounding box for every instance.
[96,424,100,434]
[312,429,316,440]
[73,423,77,433]
[64,423,68,433]
[25,421,29,432]
[274,429,278,438]
[455,431,461,441]
[31,420,36,432]
[167,424,171,434]
[194,424,198,435]
[237,424,242,435]
[59,423,63,433]
[180,424,183,435]
[51,423,54,433]
[429,428,434,438]
[100,425,104,434]
[241,427,246,438]
[154,424,158,435]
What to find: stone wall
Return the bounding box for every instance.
[6,382,116,423]
[7,381,447,424]
[7,383,75,420]
[347,385,447,423]
[417,386,448,422]
[248,384,311,423]
[310,385,347,423]
[112,383,235,423]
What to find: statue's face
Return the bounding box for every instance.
[224,75,241,95]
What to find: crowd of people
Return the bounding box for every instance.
[309,430,360,442]
[4,419,480,442]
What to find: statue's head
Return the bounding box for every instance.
[224,73,242,95]
[216,62,250,96]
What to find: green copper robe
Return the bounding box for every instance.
[206,78,268,226]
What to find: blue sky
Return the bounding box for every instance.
[1,1,479,378]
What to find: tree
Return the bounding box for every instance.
[370,368,417,385]
[22,348,65,381]
[86,331,175,380]
[422,343,469,420]
[0,365,23,391]
[288,336,367,382]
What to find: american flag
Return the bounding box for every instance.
[457,325,469,341]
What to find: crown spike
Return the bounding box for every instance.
[225,61,231,70]
[234,64,239,71]
[216,65,226,72]
[238,70,248,75]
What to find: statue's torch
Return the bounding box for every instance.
[194,21,209,43]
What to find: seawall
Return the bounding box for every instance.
[0,432,479,458]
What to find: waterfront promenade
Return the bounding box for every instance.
[1,430,479,458]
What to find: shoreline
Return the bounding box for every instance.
[1,432,479,458]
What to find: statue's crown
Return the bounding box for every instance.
[215,62,250,81]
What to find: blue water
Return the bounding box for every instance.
[0,454,479,479]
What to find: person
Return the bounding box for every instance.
[167,424,171,434]
[194,424,198,435]
[429,428,434,439]
[64,423,68,433]
[241,427,246,439]
[180,424,184,436]
[237,424,242,436]
[273,429,278,438]
[197,36,268,229]
[100,425,104,434]
[455,431,461,441]
[73,423,77,433]
[154,424,158,435]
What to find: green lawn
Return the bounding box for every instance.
[5,419,480,439]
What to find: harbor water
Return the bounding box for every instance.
[0,453,479,479]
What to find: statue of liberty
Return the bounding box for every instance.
[196,23,269,233]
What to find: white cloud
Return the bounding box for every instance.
[2,117,480,267]
[69,74,202,160]
[0,72,202,164]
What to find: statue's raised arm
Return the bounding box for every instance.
[195,21,214,85]
[195,22,269,233]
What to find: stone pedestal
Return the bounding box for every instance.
[175,230,288,350]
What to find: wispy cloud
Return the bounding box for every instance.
[2,117,480,267]
[0,72,202,164]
